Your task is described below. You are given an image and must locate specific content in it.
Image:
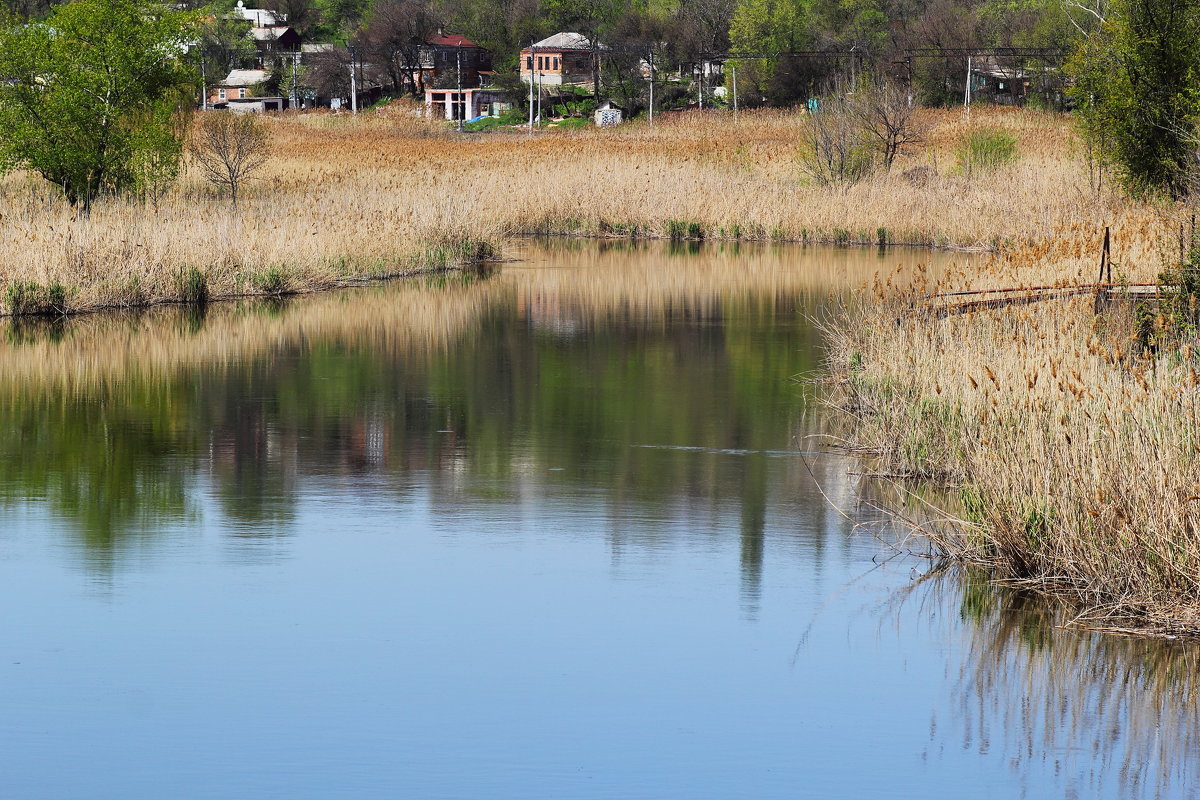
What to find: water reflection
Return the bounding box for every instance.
[0,241,909,556]
[8,240,1196,799]
[884,565,1200,800]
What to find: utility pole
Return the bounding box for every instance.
[698,61,704,110]
[647,51,654,126]
[201,51,208,111]
[290,51,299,110]
[964,55,972,110]
[528,43,535,133]
[732,65,737,115]
[349,46,358,114]
[456,44,463,132]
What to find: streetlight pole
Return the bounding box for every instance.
[290,51,299,109]
[732,65,738,115]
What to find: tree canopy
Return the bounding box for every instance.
[0,0,199,208]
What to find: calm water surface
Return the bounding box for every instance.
[1,240,1197,799]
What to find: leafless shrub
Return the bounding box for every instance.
[797,96,875,187]
[191,112,271,211]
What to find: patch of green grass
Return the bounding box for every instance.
[955,127,1018,176]
[252,267,290,296]
[178,267,208,305]
[5,280,70,316]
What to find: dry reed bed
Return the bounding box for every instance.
[828,261,1200,633]
[0,104,1178,314]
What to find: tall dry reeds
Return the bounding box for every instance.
[826,259,1200,633]
[0,103,1178,314]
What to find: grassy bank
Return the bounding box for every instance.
[826,263,1200,635]
[0,102,1178,314]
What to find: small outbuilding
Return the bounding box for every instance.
[208,68,269,107]
[593,99,624,127]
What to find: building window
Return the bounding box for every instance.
[238,88,246,98]
[526,55,532,70]
[218,88,226,100]
[553,57,559,70]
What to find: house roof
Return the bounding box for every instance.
[250,26,296,41]
[221,68,269,87]
[529,32,605,51]
[426,33,480,48]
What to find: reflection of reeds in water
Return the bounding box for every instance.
[914,568,1200,800]
[509,239,964,323]
[0,273,505,394]
[0,242,941,393]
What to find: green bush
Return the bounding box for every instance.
[5,280,69,315]
[955,127,1018,176]
[178,267,208,305]
[252,266,290,295]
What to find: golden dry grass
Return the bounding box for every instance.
[827,259,1200,633]
[0,102,1181,314]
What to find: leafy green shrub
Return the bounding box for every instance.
[178,267,208,305]
[955,127,1018,176]
[5,280,69,315]
[252,266,290,295]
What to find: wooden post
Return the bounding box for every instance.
[1098,226,1110,285]
[1105,226,1112,283]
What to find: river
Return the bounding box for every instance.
[0,240,1197,799]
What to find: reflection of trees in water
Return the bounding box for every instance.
[914,568,1200,800]
[0,241,913,579]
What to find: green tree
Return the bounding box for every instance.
[0,0,199,209]
[727,0,812,103]
[1070,0,1200,197]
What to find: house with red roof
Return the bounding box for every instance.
[418,31,493,90]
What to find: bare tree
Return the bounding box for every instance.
[357,0,440,96]
[191,112,271,211]
[848,79,929,170]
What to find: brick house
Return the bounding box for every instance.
[419,33,494,90]
[520,32,603,87]
[208,68,268,106]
